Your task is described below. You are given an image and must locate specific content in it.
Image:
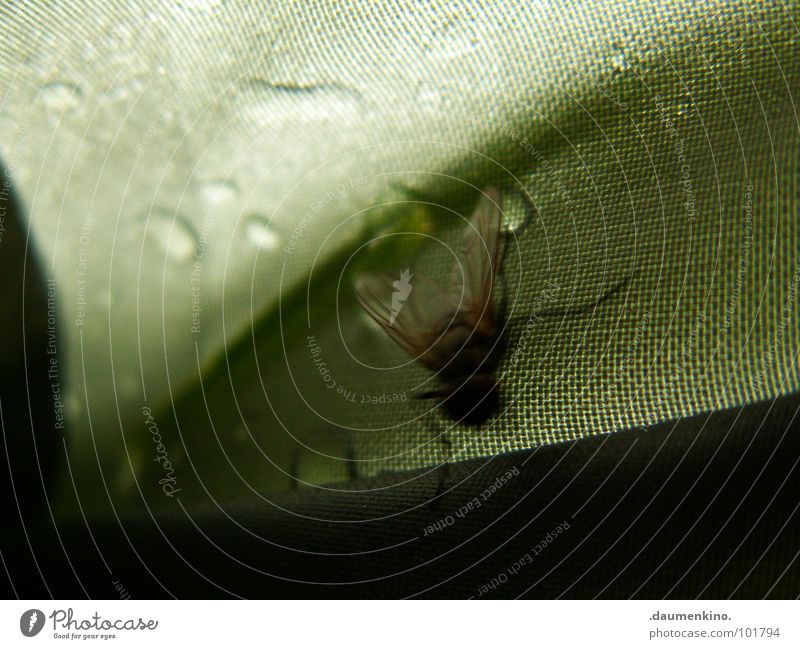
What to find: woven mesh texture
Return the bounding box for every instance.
[0,1,797,508]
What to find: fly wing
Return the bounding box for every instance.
[355,271,458,370]
[449,186,502,328]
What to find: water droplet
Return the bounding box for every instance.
[40,82,82,112]
[502,189,536,234]
[146,208,198,261]
[239,80,364,126]
[244,214,280,250]
[109,84,131,102]
[176,0,223,9]
[416,82,442,109]
[200,178,239,206]
[437,20,479,59]
[610,48,629,72]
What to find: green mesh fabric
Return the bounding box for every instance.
[0,1,797,511]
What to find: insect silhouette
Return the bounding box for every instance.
[355,186,507,425]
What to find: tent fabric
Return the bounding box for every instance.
[4,391,799,598]
[0,0,798,597]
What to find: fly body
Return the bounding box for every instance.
[355,186,505,424]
